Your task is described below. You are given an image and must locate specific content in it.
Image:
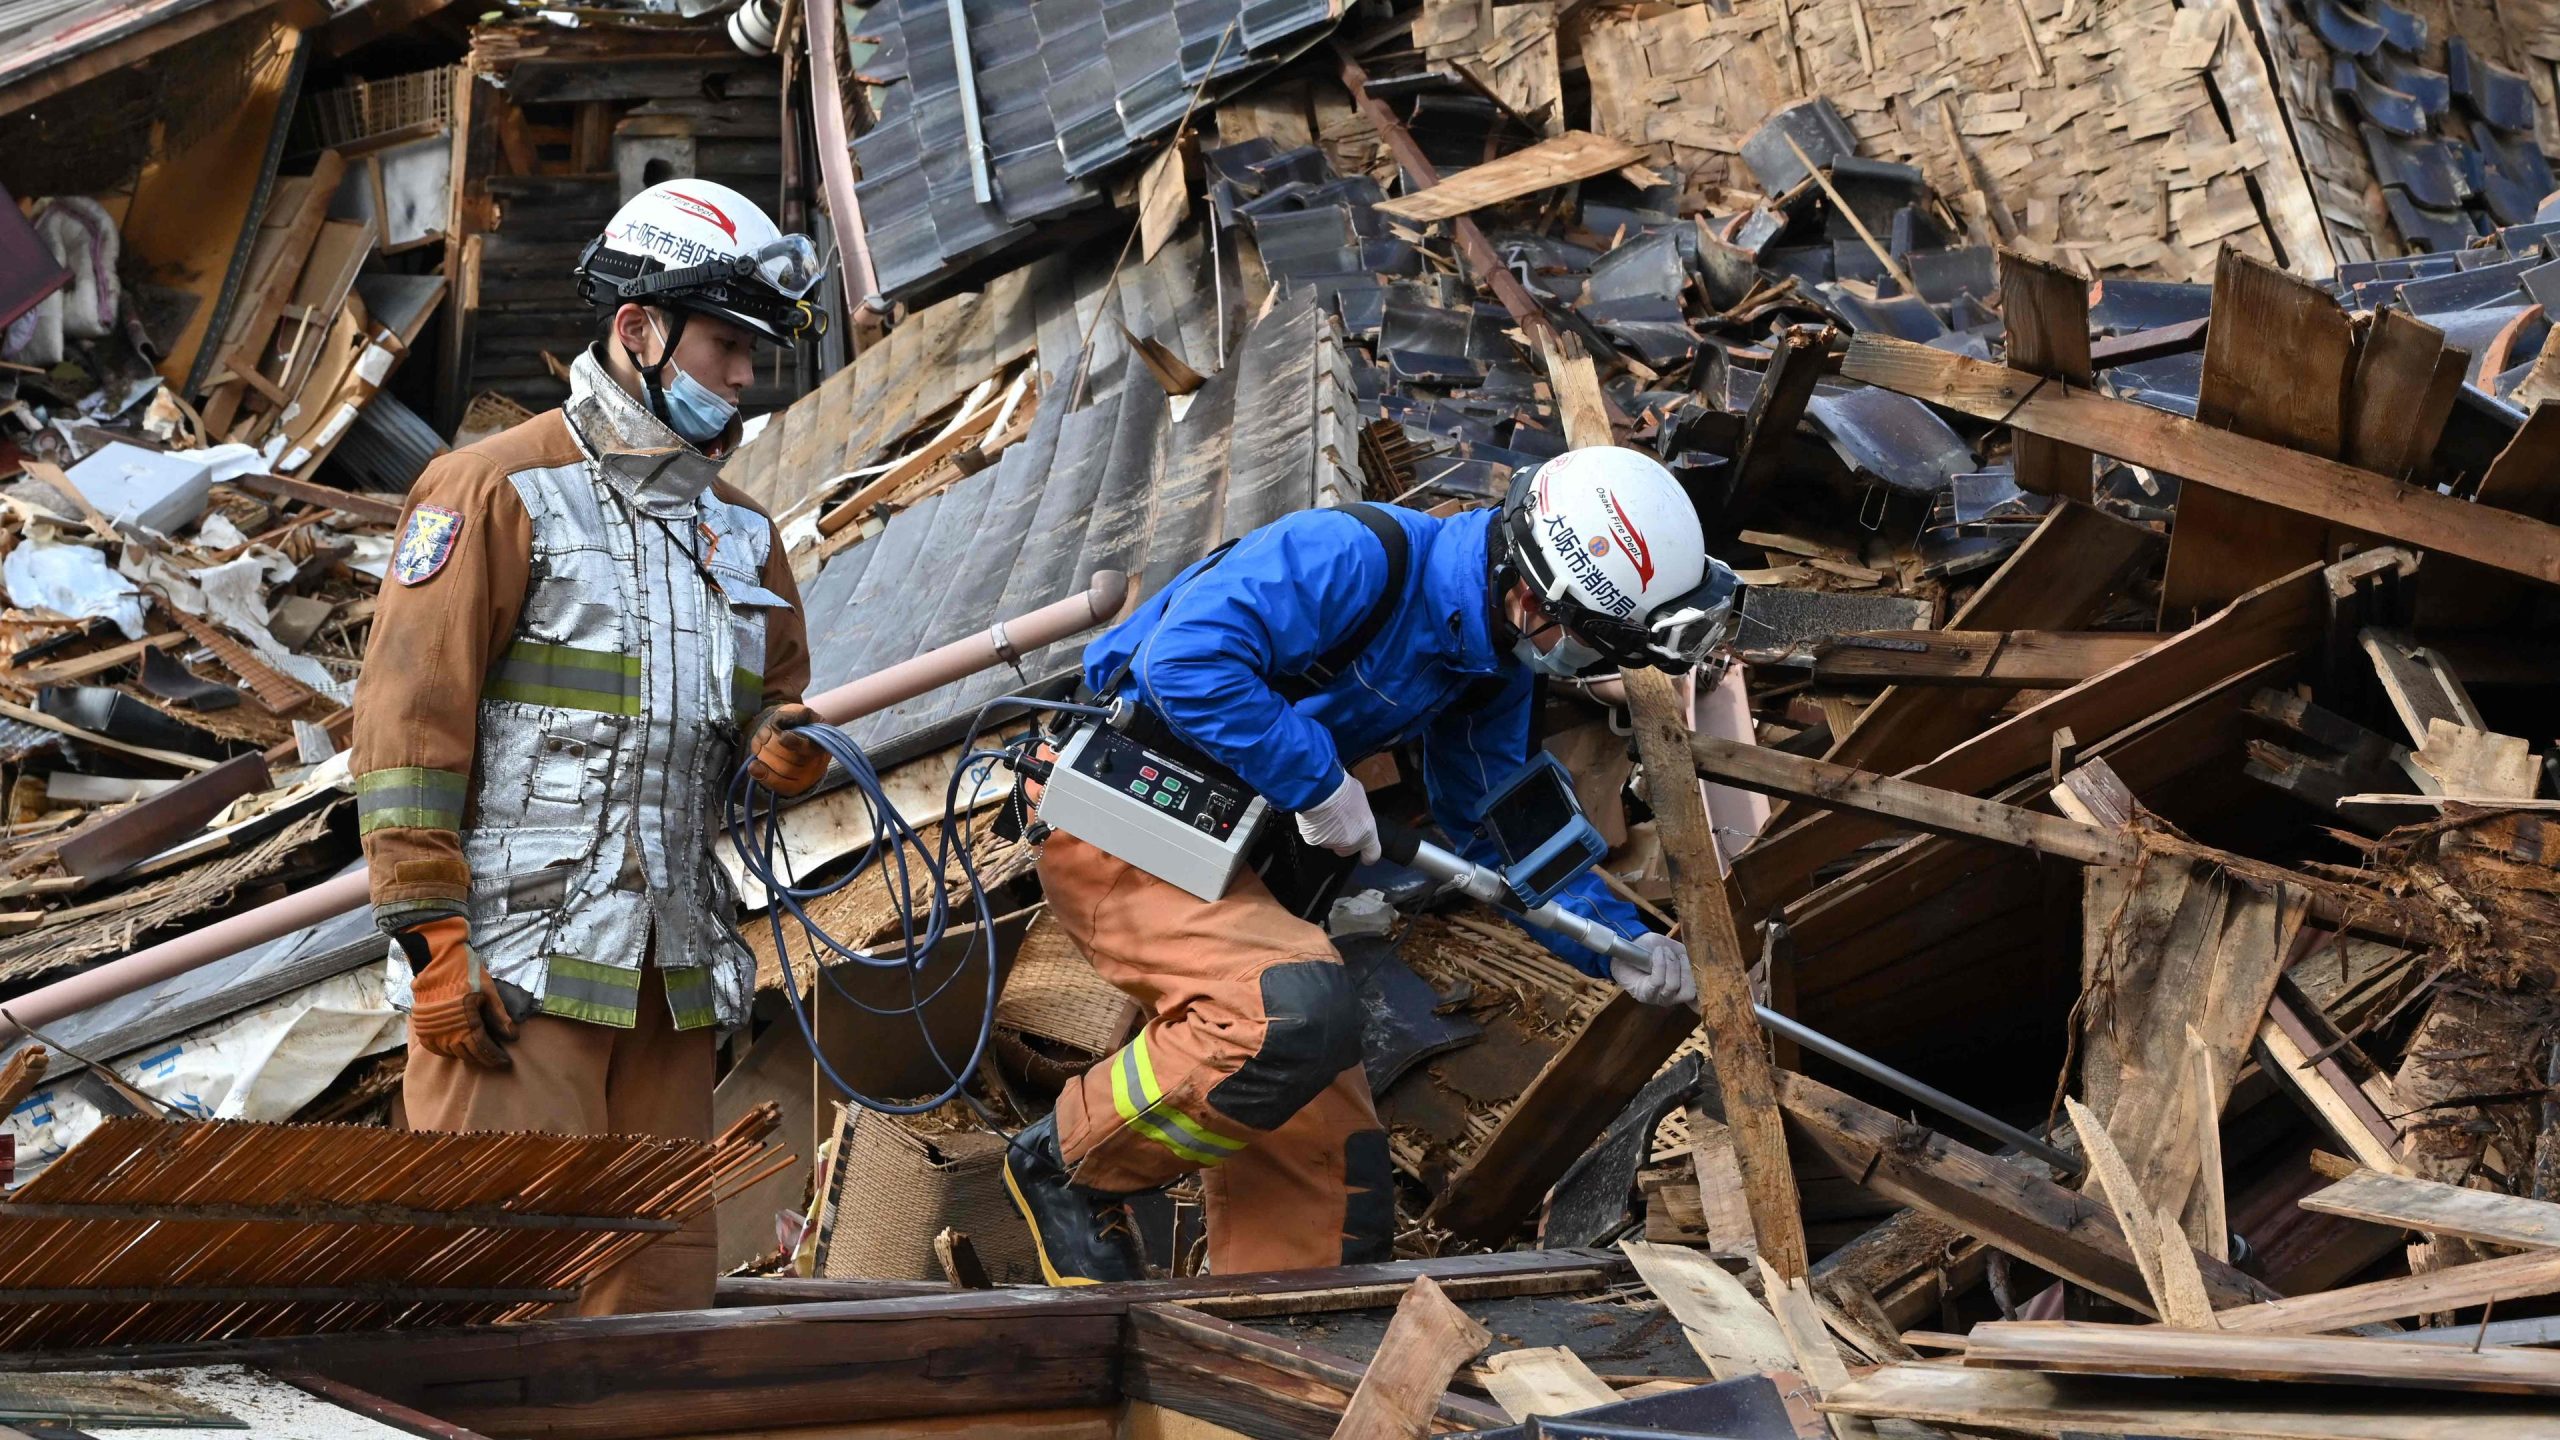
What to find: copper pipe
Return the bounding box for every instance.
[0,573,1129,1043]
[804,0,879,302]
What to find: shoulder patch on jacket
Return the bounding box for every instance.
[395,505,464,585]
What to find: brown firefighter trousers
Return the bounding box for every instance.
[1038,830,1392,1275]
[402,962,717,1315]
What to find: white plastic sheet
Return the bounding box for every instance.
[3,539,147,638]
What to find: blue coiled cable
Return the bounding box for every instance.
[723,697,1112,1117]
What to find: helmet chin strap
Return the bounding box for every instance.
[623,307,693,435]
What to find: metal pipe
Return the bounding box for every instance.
[804,0,880,303]
[944,0,993,205]
[0,572,1131,1044]
[1388,829,2080,1174]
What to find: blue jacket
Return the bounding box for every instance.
[1083,504,1649,977]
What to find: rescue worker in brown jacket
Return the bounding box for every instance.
[352,181,833,1314]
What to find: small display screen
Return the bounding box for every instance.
[1486,760,1581,865]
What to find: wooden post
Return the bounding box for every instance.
[1623,665,1810,1278]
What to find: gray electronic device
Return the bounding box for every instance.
[1038,721,1271,901]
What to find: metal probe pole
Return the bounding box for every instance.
[0,573,1132,1045]
[1387,829,2081,1174]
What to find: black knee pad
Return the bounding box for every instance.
[1205,960,1363,1131]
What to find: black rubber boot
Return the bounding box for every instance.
[1001,1113,1147,1286]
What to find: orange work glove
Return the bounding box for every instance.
[747,703,829,796]
[398,916,518,1069]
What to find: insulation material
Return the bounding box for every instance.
[5,958,405,1182]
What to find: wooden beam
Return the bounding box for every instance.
[1732,557,2321,928]
[1331,1278,1492,1440]
[1625,666,1809,1278]
[1999,249,2094,502]
[1812,630,2162,687]
[1372,132,1645,223]
[2301,1167,2560,1251]
[0,0,291,118]
[1823,1363,2560,1438]
[1839,334,2560,588]
[2213,1249,2560,1336]
[1689,733,2141,867]
[1425,995,1692,1244]
[1963,1319,2560,1397]
[1128,1302,1504,1440]
[231,470,409,526]
[1777,1071,2275,1317]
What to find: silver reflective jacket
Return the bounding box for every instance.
[435,352,789,1030]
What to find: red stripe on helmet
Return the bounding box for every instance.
[1604,492,1656,586]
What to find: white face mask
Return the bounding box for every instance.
[643,315,738,446]
[1514,625,1606,679]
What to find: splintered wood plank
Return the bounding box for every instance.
[1686,1102,1757,1259]
[1822,1363,2560,1438]
[1961,1320,2560,1397]
[2066,1097,2219,1329]
[2410,718,2539,799]
[2214,1248,2560,1334]
[1756,1257,1878,1440]
[1619,1240,1793,1380]
[2160,248,2355,619]
[1331,1277,1492,1440]
[1728,325,1827,520]
[1479,1347,1618,1421]
[1821,500,2155,776]
[1838,336,2560,589]
[1538,329,1614,449]
[1778,1071,2275,1317]
[2000,249,2094,501]
[2184,1028,2230,1261]
[1624,666,1808,1278]
[2078,861,2304,1242]
[1372,131,1645,222]
[2359,629,2488,744]
[2344,308,2459,480]
[2183,0,2331,276]
[2302,1167,2560,1251]
[2256,1011,2412,1177]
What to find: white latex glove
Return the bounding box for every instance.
[1612,932,1697,1008]
[1295,771,1383,863]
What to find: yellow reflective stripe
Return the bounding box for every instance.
[1109,1042,1224,1167]
[1129,1030,1247,1154]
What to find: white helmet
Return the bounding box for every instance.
[1498,446,1741,674]
[574,180,825,344]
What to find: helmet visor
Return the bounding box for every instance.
[749,235,825,300]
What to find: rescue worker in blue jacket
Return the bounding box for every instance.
[1006,446,1742,1283]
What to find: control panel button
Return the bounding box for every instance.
[1195,814,1217,833]
[1139,766,1159,781]
[1152,792,1174,807]
[1128,780,1149,796]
